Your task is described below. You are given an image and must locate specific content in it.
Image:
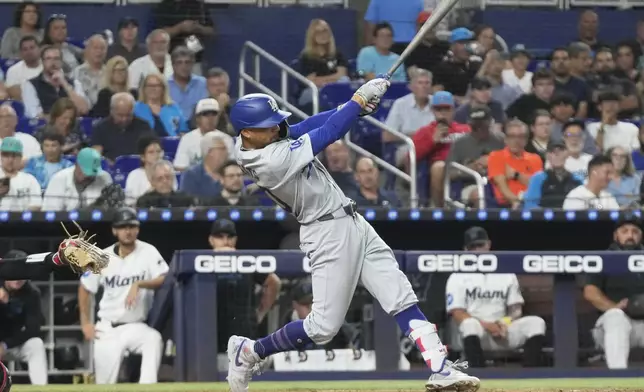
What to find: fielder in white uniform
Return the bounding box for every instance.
[226,80,480,392]
[78,207,168,384]
[446,227,546,368]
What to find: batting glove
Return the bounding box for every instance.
[353,78,390,107]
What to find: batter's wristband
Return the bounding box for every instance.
[351,94,367,108]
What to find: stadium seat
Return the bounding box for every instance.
[162,137,181,160]
[17,117,46,135]
[79,117,100,138]
[112,155,141,188]
[0,59,17,74]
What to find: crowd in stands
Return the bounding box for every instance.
[0,1,642,210]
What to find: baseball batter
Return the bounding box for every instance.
[227,80,480,392]
[446,227,546,368]
[78,207,167,384]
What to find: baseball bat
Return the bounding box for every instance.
[385,0,461,79]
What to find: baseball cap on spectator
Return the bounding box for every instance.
[546,140,566,152]
[76,147,102,177]
[449,27,473,44]
[510,43,532,59]
[200,132,227,157]
[463,226,490,249]
[468,106,492,122]
[417,11,431,25]
[615,213,642,232]
[210,219,237,237]
[118,16,138,30]
[431,91,454,108]
[292,280,313,305]
[0,137,23,155]
[470,77,492,91]
[597,91,620,104]
[196,98,220,116]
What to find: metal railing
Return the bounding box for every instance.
[239,41,319,117]
[443,162,487,209]
[344,117,418,208]
[238,41,419,207]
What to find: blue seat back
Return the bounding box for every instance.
[162,137,181,160]
[112,155,141,188]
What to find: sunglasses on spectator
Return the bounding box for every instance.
[48,13,66,21]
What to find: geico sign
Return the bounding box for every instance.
[194,255,277,273]
[417,254,498,272]
[522,255,602,273]
[628,255,644,272]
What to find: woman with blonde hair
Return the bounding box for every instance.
[90,55,137,117]
[606,145,641,207]
[297,19,349,106]
[133,73,187,137]
[34,97,87,155]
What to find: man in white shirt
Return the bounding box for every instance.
[563,154,620,210]
[173,98,234,171]
[502,44,533,94]
[78,207,166,384]
[42,147,113,211]
[587,91,639,153]
[128,30,173,90]
[5,36,42,101]
[0,137,42,212]
[383,68,434,142]
[0,104,41,162]
[446,227,546,368]
[561,119,592,178]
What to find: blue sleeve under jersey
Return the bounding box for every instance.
[523,171,546,210]
[288,108,338,139]
[308,101,362,155]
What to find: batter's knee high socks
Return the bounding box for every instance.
[462,336,485,368]
[522,335,546,367]
[254,320,313,359]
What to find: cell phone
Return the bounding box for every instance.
[0,178,9,187]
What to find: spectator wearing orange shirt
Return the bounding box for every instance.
[408,91,470,207]
[488,119,543,208]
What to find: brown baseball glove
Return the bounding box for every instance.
[52,221,110,274]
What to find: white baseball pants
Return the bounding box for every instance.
[458,316,546,350]
[93,321,163,384]
[592,308,644,369]
[5,337,47,385]
[300,213,418,345]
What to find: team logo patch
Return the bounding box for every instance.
[290,138,304,151]
[268,98,279,112]
[446,294,453,306]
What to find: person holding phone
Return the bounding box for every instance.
[405,91,471,207]
[0,137,42,211]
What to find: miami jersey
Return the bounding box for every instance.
[80,240,169,324]
[445,273,524,322]
[235,134,349,224]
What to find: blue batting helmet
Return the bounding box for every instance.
[230,93,292,135]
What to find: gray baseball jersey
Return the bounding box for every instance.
[234,134,349,224]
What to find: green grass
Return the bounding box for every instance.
[9,378,644,391]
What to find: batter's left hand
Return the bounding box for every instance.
[125,283,140,308]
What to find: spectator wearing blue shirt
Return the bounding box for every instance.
[133,73,188,137]
[179,131,228,199]
[606,145,641,207]
[348,156,401,207]
[364,0,423,55]
[23,131,72,189]
[357,22,406,82]
[167,47,208,121]
[523,141,583,209]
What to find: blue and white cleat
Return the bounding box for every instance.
[227,335,262,392]
[425,360,481,392]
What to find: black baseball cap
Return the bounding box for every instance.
[292,280,313,305]
[464,226,490,249]
[547,140,566,152]
[615,213,642,232]
[470,77,492,90]
[210,219,237,237]
[510,43,532,59]
[118,17,139,30]
[468,105,492,122]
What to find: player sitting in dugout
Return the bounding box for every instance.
[445,227,547,367]
[583,215,644,369]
